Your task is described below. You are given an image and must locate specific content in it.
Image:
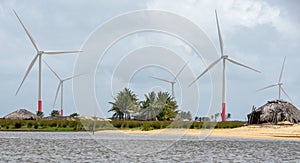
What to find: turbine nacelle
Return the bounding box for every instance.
[222,55,229,59]
[38,51,43,55]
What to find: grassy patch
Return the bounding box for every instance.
[0,119,85,131]
[0,119,245,131]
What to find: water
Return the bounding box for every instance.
[0,131,299,162]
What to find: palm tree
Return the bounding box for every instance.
[140,91,161,120]
[122,88,139,119]
[36,111,44,118]
[214,113,220,121]
[108,88,139,120]
[50,110,60,117]
[155,92,178,120]
[227,113,231,120]
[140,91,178,121]
[108,102,124,120]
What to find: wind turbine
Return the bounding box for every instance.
[190,10,261,122]
[14,10,81,113]
[257,57,292,102]
[44,60,81,116]
[151,62,189,98]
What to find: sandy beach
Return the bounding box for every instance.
[98,123,300,141]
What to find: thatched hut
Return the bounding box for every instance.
[248,100,300,124]
[3,109,37,120]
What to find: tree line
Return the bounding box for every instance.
[108,88,192,121]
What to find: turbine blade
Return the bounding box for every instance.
[13,10,39,52]
[63,73,83,81]
[150,76,172,83]
[173,61,189,82]
[227,58,261,73]
[215,10,224,56]
[43,60,61,80]
[257,84,278,92]
[43,51,82,54]
[16,54,39,95]
[53,82,62,108]
[189,57,222,86]
[281,87,293,102]
[278,56,286,83]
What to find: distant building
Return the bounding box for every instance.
[3,109,37,120]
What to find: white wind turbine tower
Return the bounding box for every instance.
[14,10,81,113]
[257,57,293,102]
[190,10,261,122]
[151,62,189,98]
[44,61,81,116]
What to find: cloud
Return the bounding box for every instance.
[146,0,299,38]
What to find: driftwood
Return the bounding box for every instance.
[248,100,300,124]
[3,109,37,120]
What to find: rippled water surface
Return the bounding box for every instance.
[0,131,299,162]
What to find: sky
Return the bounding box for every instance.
[0,0,299,120]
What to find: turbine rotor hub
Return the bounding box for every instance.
[38,51,44,55]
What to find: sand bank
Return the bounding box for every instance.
[97,123,300,141]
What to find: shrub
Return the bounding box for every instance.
[36,111,44,118]
[27,122,33,128]
[50,122,57,127]
[50,110,60,117]
[142,123,153,131]
[14,122,22,129]
[150,121,160,129]
[70,113,79,117]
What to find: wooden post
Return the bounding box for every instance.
[92,115,96,135]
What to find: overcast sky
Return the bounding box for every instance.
[0,0,299,120]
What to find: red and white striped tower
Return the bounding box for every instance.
[13,10,81,113]
[43,61,81,117]
[190,10,261,122]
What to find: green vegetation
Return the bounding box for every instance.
[108,121,245,130]
[0,119,245,131]
[0,119,85,131]
[108,88,139,120]
[36,111,44,118]
[110,120,171,130]
[70,113,80,117]
[194,116,211,122]
[109,88,178,121]
[176,111,192,121]
[50,110,60,117]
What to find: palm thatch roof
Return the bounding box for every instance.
[3,109,37,120]
[248,100,300,124]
